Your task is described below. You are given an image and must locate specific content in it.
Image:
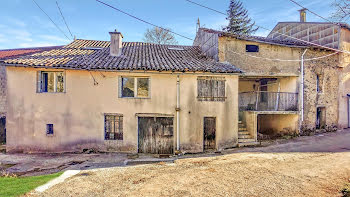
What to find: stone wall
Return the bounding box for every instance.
[302,50,340,130]
[0,65,6,117]
[0,65,6,143]
[217,36,302,76]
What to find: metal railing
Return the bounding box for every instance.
[239,91,298,111]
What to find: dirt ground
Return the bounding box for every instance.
[29,130,350,197]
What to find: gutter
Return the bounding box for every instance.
[300,49,308,129]
[176,75,180,151]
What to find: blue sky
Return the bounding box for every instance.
[0,0,336,49]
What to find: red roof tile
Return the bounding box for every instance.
[0,46,62,60]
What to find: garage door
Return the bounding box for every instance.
[138,117,174,154]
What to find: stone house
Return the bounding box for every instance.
[0,32,241,153]
[194,11,350,142]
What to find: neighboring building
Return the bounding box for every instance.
[0,32,241,153]
[0,46,62,143]
[194,25,343,142]
[267,9,350,129]
[194,10,350,143]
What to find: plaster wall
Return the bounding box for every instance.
[6,67,239,153]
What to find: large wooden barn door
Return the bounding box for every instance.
[138,117,174,154]
[203,117,216,150]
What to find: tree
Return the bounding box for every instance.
[223,0,258,35]
[332,0,350,21]
[143,27,178,45]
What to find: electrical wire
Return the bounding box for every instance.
[96,0,342,62]
[184,0,350,54]
[56,1,74,39]
[31,0,71,41]
[287,0,339,25]
[95,0,193,41]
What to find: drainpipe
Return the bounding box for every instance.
[176,75,180,151]
[300,49,308,129]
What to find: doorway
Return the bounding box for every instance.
[203,117,216,150]
[316,107,326,129]
[138,117,174,154]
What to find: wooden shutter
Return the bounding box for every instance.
[37,71,42,93]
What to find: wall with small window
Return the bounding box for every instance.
[5,66,239,153]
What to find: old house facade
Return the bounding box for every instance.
[0,47,62,144]
[194,25,343,141]
[1,32,241,153]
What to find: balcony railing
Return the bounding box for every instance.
[239,91,298,111]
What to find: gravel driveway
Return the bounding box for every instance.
[32,130,350,197]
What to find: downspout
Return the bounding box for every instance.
[300,49,308,130]
[176,75,180,151]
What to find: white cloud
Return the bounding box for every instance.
[5,17,27,28]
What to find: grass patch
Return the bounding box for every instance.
[0,172,63,197]
[342,182,350,197]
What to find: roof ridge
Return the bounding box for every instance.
[0,45,62,51]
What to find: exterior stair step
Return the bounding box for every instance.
[238,128,247,131]
[238,131,249,135]
[238,141,260,147]
[238,121,242,124]
[238,134,252,139]
[238,138,256,143]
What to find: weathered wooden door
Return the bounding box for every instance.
[138,117,174,154]
[203,117,216,150]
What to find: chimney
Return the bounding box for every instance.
[109,29,123,56]
[299,8,307,22]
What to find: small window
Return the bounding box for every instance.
[246,45,259,52]
[120,77,149,98]
[197,76,226,101]
[46,124,54,135]
[37,71,65,93]
[105,114,123,140]
[316,74,323,93]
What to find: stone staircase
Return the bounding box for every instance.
[238,121,259,147]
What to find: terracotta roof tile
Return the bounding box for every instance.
[2,39,241,73]
[0,46,62,60]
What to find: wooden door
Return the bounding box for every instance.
[204,117,216,150]
[138,117,174,154]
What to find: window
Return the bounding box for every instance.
[197,76,226,101]
[46,124,54,135]
[120,77,149,98]
[246,45,259,52]
[37,71,65,93]
[104,114,123,140]
[316,74,323,93]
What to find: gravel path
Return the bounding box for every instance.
[32,130,350,197]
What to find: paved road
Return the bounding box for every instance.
[237,129,350,153]
[32,130,350,197]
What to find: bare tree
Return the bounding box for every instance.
[143,27,178,45]
[332,0,350,21]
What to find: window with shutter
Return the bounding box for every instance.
[197,76,226,101]
[37,71,65,93]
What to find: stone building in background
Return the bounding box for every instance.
[194,9,350,140]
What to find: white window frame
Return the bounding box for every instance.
[37,71,66,93]
[119,76,150,98]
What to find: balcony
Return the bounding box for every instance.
[239,91,298,111]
